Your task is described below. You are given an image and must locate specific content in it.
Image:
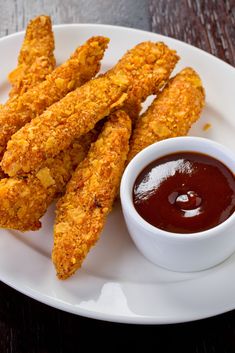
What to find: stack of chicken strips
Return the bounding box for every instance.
[0,16,205,279]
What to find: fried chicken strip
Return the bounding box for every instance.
[2,72,129,176]
[8,15,55,98]
[0,16,56,180]
[0,130,99,231]
[127,68,205,162]
[110,41,179,121]
[0,36,109,156]
[3,41,179,177]
[52,110,131,279]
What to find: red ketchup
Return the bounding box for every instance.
[133,152,235,234]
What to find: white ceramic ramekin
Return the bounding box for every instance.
[120,137,235,272]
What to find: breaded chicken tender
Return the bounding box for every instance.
[110,42,179,121]
[8,15,55,98]
[2,72,129,176]
[0,16,55,180]
[53,110,131,279]
[3,41,179,177]
[0,130,99,231]
[0,36,109,156]
[127,68,205,162]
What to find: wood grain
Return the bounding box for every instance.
[1,280,235,353]
[0,0,150,37]
[149,0,235,66]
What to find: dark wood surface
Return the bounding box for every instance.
[150,0,235,66]
[0,1,235,352]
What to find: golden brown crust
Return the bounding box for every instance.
[0,129,99,231]
[110,41,179,122]
[0,36,109,157]
[52,110,131,279]
[2,41,178,177]
[2,72,128,176]
[127,67,205,162]
[8,15,56,98]
[0,16,56,181]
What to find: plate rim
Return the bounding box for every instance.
[0,23,234,71]
[2,270,234,325]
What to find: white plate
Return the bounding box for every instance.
[0,24,235,325]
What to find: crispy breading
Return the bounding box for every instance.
[52,110,131,279]
[2,41,178,177]
[8,15,55,98]
[0,36,109,157]
[110,41,179,121]
[0,16,56,180]
[0,130,99,231]
[2,72,129,176]
[127,68,205,162]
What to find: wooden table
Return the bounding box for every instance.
[0,1,234,352]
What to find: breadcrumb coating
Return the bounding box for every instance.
[0,36,109,157]
[3,41,178,177]
[2,72,128,176]
[0,16,56,180]
[110,41,179,121]
[127,68,205,162]
[0,130,99,231]
[53,110,131,279]
[8,15,55,98]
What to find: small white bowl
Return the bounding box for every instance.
[120,137,235,272]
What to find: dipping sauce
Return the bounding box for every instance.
[133,152,235,233]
